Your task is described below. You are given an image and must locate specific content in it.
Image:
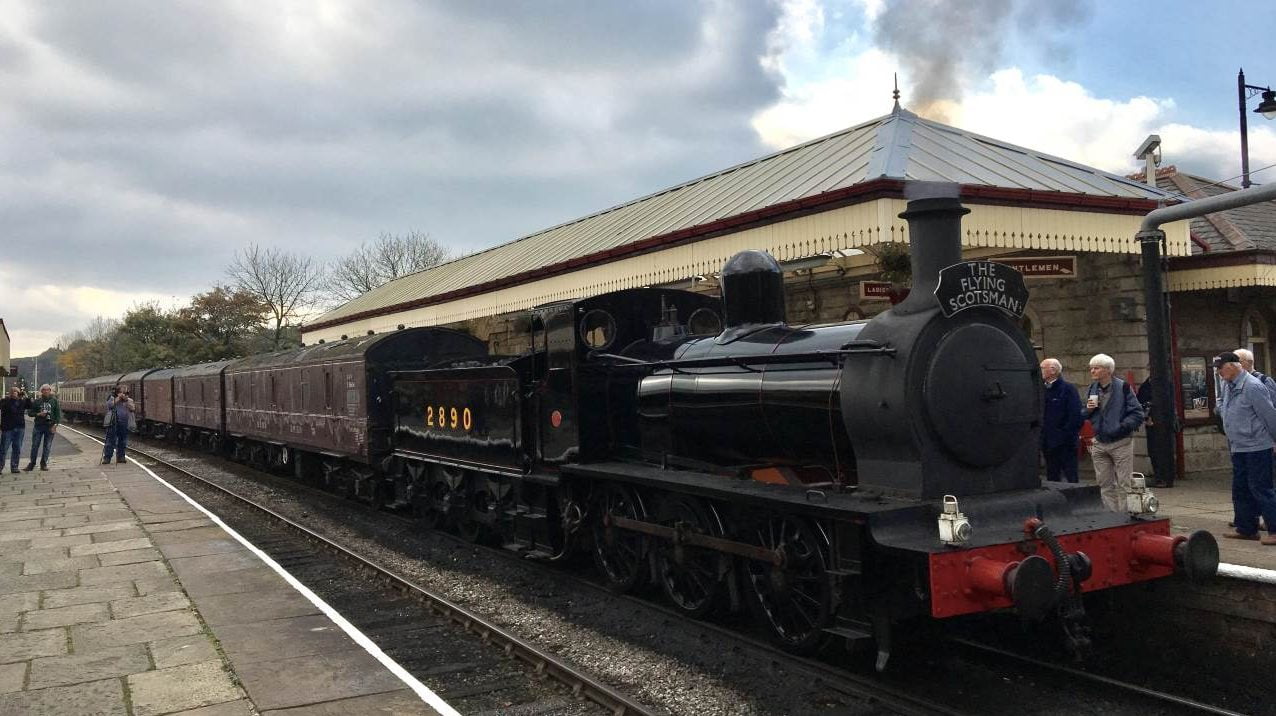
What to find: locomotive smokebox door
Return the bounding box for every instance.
[923,321,1037,467]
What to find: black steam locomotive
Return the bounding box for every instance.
[63,195,1218,668]
[384,195,1218,665]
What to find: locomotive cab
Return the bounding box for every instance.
[525,289,723,464]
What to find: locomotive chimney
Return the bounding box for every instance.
[719,250,786,328]
[894,190,969,315]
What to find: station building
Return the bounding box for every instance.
[304,104,1276,481]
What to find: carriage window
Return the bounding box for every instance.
[324,371,333,409]
[687,307,723,336]
[579,309,616,349]
[270,375,277,406]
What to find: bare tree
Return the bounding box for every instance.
[328,231,450,303]
[226,244,325,349]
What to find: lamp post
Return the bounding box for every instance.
[1239,68,1276,188]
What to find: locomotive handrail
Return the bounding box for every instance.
[587,345,896,372]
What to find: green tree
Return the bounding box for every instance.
[175,286,270,362]
[113,303,181,371]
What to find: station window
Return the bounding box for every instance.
[1243,307,1269,375]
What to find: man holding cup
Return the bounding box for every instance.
[1082,354,1145,511]
[1215,351,1276,545]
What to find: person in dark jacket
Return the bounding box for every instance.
[1137,375,1174,488]
[1040,358,1083,483]
[1082,353,1145,511]
[24,384,60,472]
[102,386,136,464]
[0,387,31,474]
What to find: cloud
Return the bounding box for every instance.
[0,1,787,355]
[752,35,1276,187]
[955,70,1276,182]
[0,263,177,356]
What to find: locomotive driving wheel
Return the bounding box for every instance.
[591,484,648,593]
[653,495,725,617]
[456,472,504,544]
[741,514,834,653]
[413,480,450,530]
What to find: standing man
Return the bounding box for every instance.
[0,387,31,474]
[102,386,135,464]
[1215,351,1276,545]
[1137,373,1175,488]
[1235,349,1276,406]
[24,384,60,472]
[1082,354,1145,511]
[1040,358,1083,483]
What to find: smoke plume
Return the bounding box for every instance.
[872,0,1092,122]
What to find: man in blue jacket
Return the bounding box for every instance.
[1216,351,1276,545]
[1082,353,1145,511]
[1040,358,1083,483]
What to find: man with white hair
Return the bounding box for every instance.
[1040,358,1083,483]
[1234,348,1276,406]
[23,384,60,472]
[1215,351,1276,545]
[1082,354,1145,511]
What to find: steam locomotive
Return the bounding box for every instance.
[61,195,1218,668]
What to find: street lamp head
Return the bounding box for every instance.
[1256,89,1276,120]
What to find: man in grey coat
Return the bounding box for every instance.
[1082,353,1145,512]
[1216,351,1276,545]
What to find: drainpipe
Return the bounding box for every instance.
[1139,183,1276,485]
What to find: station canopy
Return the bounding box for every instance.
[303,105,1176,341]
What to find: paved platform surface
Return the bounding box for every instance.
[1154,474,1276,572]
[0,421,442,716]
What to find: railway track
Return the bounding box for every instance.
[68,426,649,716]
[89,429,1250,715]
[947,638,1249,716]
[75,428,965,715]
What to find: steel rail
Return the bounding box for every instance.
[949,637,1249,716]
[111,432,960,716]
[66,426,654,716]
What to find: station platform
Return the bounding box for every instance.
[0,422,449,715]
[1154,475,1276,573]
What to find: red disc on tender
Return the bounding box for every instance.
[550,410,563,428]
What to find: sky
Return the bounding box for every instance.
[3,0,1276,357]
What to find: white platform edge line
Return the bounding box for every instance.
[63,426,457,716]
[123,455,462,716]
[1217,562,1276,584]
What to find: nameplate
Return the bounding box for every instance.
[935,261,1028,318]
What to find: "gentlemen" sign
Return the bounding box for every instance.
[934,261,1028,318]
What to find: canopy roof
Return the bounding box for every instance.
[308,105,1169,333]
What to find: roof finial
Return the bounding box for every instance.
[892,72,900,110]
